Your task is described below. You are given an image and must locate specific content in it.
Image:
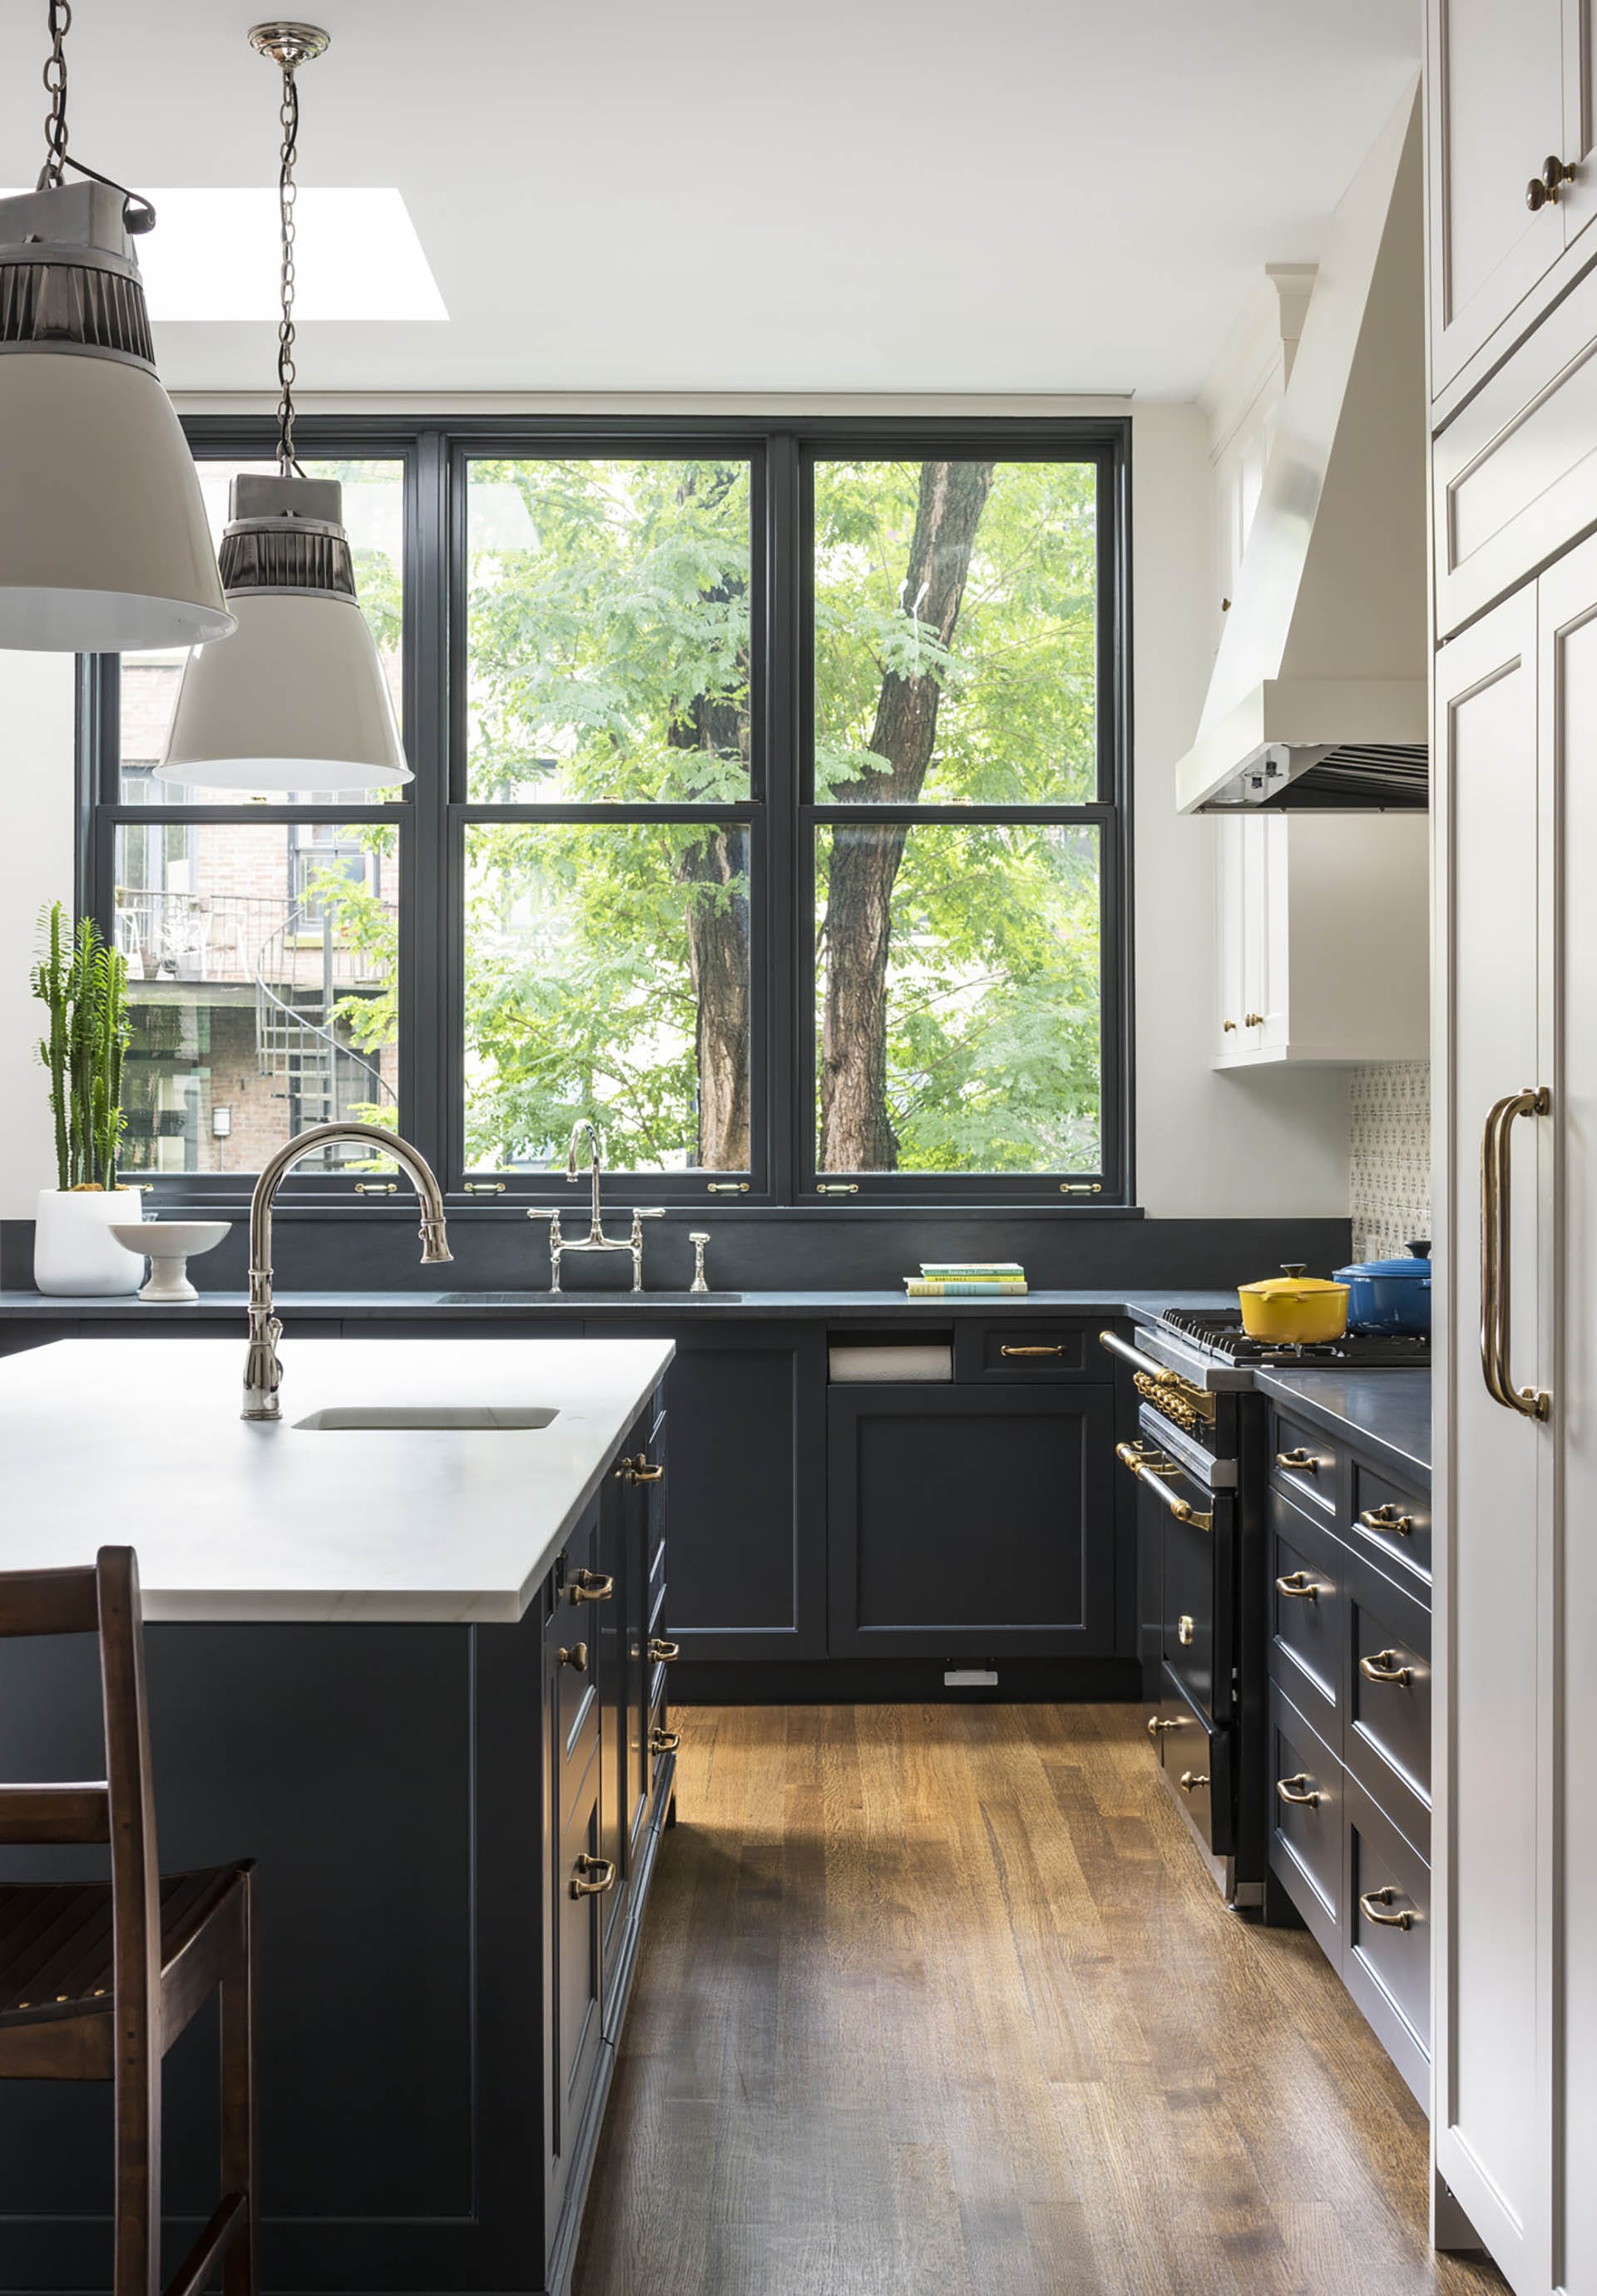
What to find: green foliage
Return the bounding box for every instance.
[31,901,131,1191]
[334,454,1105,1179]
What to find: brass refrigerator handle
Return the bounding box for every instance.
[1480,1087,1551,1421]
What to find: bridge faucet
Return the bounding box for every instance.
[525,1120,663,1292]
[243,1121,452,1420]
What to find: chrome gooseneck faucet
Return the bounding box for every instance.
[244,1121,452,1420]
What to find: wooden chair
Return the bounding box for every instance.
[0,1547,258,2295]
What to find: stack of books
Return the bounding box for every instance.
[904,1262,1028,1297]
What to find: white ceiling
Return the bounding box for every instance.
[0,0,1421,399]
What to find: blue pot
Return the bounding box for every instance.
[1332,1254,1431,1336]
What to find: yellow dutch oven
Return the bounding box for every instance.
[1238,1262,1349,1345]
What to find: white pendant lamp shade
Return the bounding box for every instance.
[158,472,410,790]
[0,183,231,653]
[161,588,409,790]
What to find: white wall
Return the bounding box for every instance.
[0,398,1352,1224]
[1129,405,1351,1216]
[0,654,77,1218]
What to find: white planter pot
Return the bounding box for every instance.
[33,1188,146,1297]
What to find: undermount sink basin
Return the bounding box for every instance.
[294,1405,560,1432]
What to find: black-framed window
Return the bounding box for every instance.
[82,417,1131,1208]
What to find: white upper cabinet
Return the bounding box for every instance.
[1428,0,1596,401]
[1212,813,1429,1069]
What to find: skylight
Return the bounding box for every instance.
[121,188,446,321]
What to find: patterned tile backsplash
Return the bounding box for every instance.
[1349,1061,1431,1262]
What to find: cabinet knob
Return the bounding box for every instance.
[557,1641,590,1671]
[1178,1770,1209,1794]
[1147,1714,1181,1736]
[1275,1570,1322,1602]
[568,1568,615,1605]
[1358,1885,1415,1931]
[648,1637,680,1663]
[1276,1773,1323,1809]
[1244,1011,1266,1028]
[1527,155,1578,210]
[1222,1019,1239,1032]
[1177,1612,1196,1647]
[571,1853,617,1899]
[650,1726,682,1755]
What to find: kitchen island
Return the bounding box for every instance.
[0,1336,675,2296]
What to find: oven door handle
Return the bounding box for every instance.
[1099,1328,1187,1385]
[1115,1439,1214,1532]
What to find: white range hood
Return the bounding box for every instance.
[1175,85,1426,814]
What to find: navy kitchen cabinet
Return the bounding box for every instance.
[825,1381,1118,1657]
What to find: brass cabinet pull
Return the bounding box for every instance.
[568,1568,615,1605]
[1359,1885,1415,1931]
[1244,1011,1266,1028]
[462,1178,506,1194]
[1177,1613,1196,1647]
[1001,1344,1064,1358]
[571,1853,617,1899]
[1275,1571,1322,1602]
[816,1183,858,1194]
[1527,154,1578,210]
[1222,1019,1238,1033]
[624,1456,665,1483]
[354,1179,397,1195]
[1179,1770,1209,1794]
[1359,1648,1413,1687]
[1276,1773,1323,1809]
[648,1637,680,1663]
[1147,1714,1181,1737]
[706,1181,749,1193]
[1480,1085,1552,1420]
[1276,1448,1320,1474]
[1358,1503,1413,1537]
[650,1726,681,1755]
[557,1642,590,1671]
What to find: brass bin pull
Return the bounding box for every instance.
[557,1642,590,1671]
[1359,1886,1415,1932]
[648,1637,680,1663]
[650,1726,682,1755]
[1359,1649,1413,1687]
[568,1568,615,1605]
[1277,1774,1323,1809]
[1481,1086,1552,1420]
[571,1854,617,1899]
[1001,1344,1064,1358]
[1276,1448,1320,1474]
[1179,1770,1209,1795]
[619,1454,665,1484]
[1358,1504,1413,1537]
[1275,1571,1321,1602]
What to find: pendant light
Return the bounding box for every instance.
[0,2,233,652]
[157,22,411,792]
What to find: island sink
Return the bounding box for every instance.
[293,1403,560,1432]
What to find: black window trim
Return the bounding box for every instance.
[80,412,1134,1214]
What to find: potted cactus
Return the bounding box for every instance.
[30,901,144,1296]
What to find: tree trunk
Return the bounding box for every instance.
[818,458,995,1172]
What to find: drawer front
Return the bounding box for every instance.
[1349,1461,1431,1583]
[1345,1772,1431,2099]
[1268,1490,1345,1730]
[1268,1684,1344,1957]
[1345,1550,1431,1832]
[1150,1663,1233,1856]
[956,1321,1088,1381]
[1270,1411,1338,1515]
[550,1734,606,2215]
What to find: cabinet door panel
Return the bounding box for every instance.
[1435,584,1547,2274]
[1428,0,1566,392]
[1215,815,1247,1059]
[826,1385,1116,1657]
[643,1326,825,1661]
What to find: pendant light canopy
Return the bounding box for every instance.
[0,7,231,654]
[158,22,410,792]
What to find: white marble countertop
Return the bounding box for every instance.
[0,1336,674,1626]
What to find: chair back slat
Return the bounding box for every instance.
[0,1781,111,1844]
[0,1565,99,1639]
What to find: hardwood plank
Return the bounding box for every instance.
[575,1706,1507,2296]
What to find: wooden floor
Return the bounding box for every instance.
[574,1705,1508,2296]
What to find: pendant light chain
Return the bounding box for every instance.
[275,58,301,476]
[38,0,72,191]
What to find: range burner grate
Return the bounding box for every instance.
[1158,1308,1430,1367]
